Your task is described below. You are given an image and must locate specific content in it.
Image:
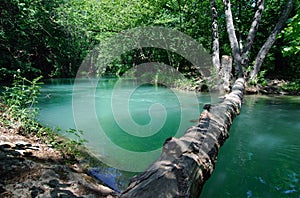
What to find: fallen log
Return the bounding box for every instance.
[121,78,245,198]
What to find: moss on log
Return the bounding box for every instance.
[121,78,245,198]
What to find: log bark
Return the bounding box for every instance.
[121,78,245,198]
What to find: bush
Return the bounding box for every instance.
[281,81,300,93]
[1,71,86,163]
[1,70,43,133]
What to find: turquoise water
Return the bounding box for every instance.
[37,79,300,196]
[37,78,208,188]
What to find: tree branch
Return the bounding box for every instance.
[250,0,295,80]
[241,0,265,68]
[210,0,221,73]
[223,0,243,77]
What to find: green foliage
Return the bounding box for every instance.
[47,0,213,79]
[0,0,91,81]
[0,0,298,83]
[3,70,43,111]
[259,1,299,80]
[257,70,268,86]
[43,127,87,163]
[264,2,299,81]
[279,4,300,57]
[174,78,198,90]
[280,80,300,93]
[61,129,87,161]
[1,72,86,163]
[1,70,43,133]
[249,70,268,86]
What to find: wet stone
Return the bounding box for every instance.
[0,142,14,151]
[15,141,32,148]
[30,186,45,197]
[0,144,12,149]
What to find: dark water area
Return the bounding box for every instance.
[201,95,300,198]
[36,78,300,196]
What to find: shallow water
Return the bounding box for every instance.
[37,79,300,196]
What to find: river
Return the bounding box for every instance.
[37,78,300,197]
[201,95,300,197]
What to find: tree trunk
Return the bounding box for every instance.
[222,0,266,78]
[241,0,265,69]
[250,0,294,80]
[121,78,245,198]
[210,0,221,74]
[223,0,243,77]
[220,55,233,92]
[211,0,225,93]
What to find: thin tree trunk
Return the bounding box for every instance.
[250,0,294,80]
[210,0,221,73]
[241,0,265,69]
[220,55,233,92]
[223,0,243,77]
[121,78,245,198]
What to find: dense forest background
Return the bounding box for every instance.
[0,0,299,84]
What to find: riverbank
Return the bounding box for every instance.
[177,77,299,95]
[245,79,300,95]
[0,107,118,198]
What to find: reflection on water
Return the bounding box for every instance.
[200,95,300,198]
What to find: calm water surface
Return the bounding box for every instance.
[37,79,300,196]
[37,78,207,189]
[201,95,300,198]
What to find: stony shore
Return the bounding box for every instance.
[0,119,118,198]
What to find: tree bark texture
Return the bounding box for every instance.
[220,55,233,92]
[121,78,245,198]
[222,0,266,78]
[223,0,243,77]
[241,0,265,68]
[210,0,221,73]
[250,0,294,80]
